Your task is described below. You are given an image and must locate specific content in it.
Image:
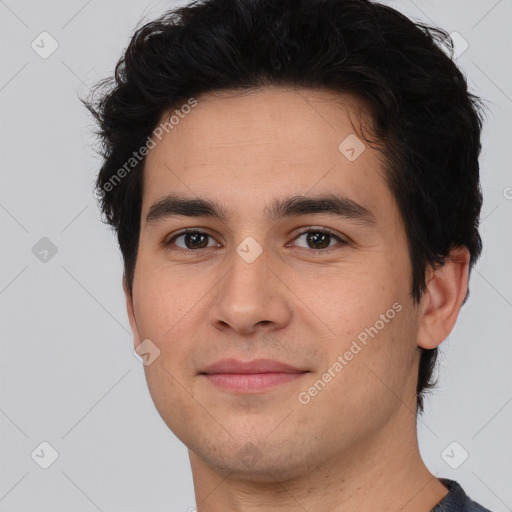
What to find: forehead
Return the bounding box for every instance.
[141,86,395,225]
[151,86,375,160]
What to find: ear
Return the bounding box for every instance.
[123,275,142,349]
[416,246,470,350]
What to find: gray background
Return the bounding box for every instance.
[1,0,511,510]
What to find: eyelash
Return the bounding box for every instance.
[164,227,348,256]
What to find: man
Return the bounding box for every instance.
[85,0,492,510]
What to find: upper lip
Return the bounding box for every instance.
[200,358,307,375]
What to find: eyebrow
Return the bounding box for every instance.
[145,193,377,227]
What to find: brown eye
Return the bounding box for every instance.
[291,229,346,253]
[167,231,218,250]
[304,231,332,249]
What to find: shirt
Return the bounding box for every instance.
[431,479,493,511]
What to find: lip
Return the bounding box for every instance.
[200,358,309,393]
[200,358,305,375]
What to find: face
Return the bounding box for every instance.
[126,86,423,481]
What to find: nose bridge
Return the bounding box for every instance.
[209,241,291,333]
[222,244,272,310]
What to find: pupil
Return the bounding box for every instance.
[308,232,329,249]
[186,233,208,249]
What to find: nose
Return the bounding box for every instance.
[208,247,293,336]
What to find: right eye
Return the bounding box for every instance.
[165,229,221,252]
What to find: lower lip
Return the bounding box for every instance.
[203,372,307,392]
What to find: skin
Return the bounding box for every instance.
[124,86,470,511]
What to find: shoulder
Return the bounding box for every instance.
[431,479,495,512]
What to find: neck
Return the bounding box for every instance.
[188,406,448,512]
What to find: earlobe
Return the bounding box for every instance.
[123,275,141,349]
[416,246,470,350]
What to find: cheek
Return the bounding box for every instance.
[307,308,418,432]
[133,260,201,339]
[352,304,419,408]
[133,263,203,432]
[293,263,404,341]
[304,265,416,395]
[133,256,222,375]
[143,361,204,446]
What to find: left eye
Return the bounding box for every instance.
[291,229,344,251]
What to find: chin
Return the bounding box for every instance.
[190,437,319,483]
